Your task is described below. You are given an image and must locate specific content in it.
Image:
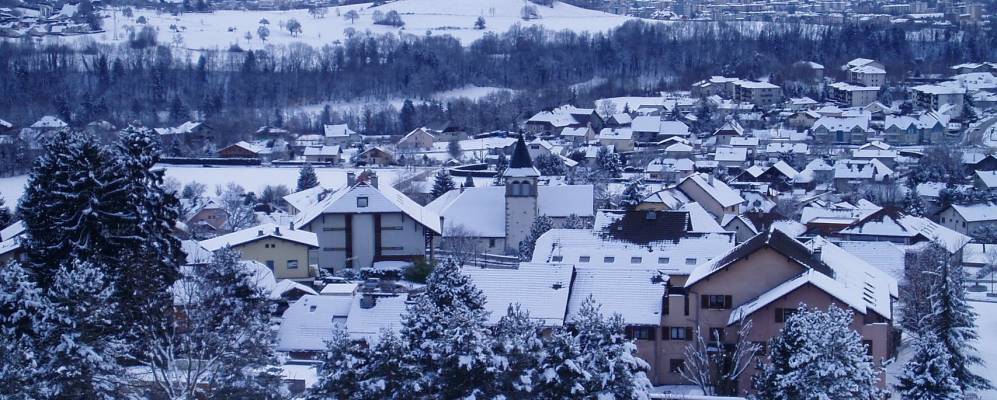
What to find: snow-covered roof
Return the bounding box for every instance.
[911,84,966,95]
[843,58,879,70]
[274,280,319,299]
[566,266,667,326]
[303,145,341,156]
[465,262,574,326]
[0,220,25,242]
[344,294,408,343]
[296,181,442,235]
[950,203,997,223]
[277,295,352,352]
[833,159,893,180]
[532,228,734,276]
[323,124,355,138]
[813,115,870,132]
[283,185,335,213]
[30,115,67,129]
[598,127,633,140]
[680,173,745,208]
[631,115,661,133]
[560,126,591,137]
[646,158,694,174]
[685,228,831,288]
[729,137,760,147]
[426,185,595,238]
[658,120,690,136]
[714,147,747,162]
[200,223,318,251]
[664,142,693,153]
[975,171,997,189]
[835,240,906,282]
[180,240,213,265]
[841,212,970,253]
[735,80,780,89]
[829,81,880,92]
[728,269,865,325]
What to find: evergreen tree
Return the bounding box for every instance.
[308,331,373,399]
[474,16,486,30]
[752,305,883,400]
[0,195,11,228]
[596,146,622,178]
[895,333,963,400]
[447,139,462,160]
[198,249,285,398]
[42,261,127,399]
[400,100,417,132]
[519,215,554,260]
[487,305,546,398]
[923,255,992,391]
[536,328,590,398]
[619,177,646,209]
[431,169,456,200]
[400,258,493,398]
[297,163,320,191]
[570,297,652,398]
[0,262,51,399]
[902,188,927,217]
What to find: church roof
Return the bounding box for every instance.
[504,135,540,177]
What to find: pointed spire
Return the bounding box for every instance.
[508,134,534,169]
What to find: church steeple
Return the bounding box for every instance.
[503,135,540,178]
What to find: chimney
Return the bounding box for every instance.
[708,174,714,186]
[347,171,356,187]
[369,172,379,188]
[257,229,264,236]
[289,221,295,231]
[359,293,377,309]
[274,226,282,236]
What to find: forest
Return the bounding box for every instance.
[1,19,995,140]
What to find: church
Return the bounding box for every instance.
[426,135,595,254]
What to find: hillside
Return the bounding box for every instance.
[49,0,634,50]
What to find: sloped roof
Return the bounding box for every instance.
[426,185,595,238]
[680,173,745,208]
[504,135,540,177]
[200,223,318,251]
[465,262,574,326]
[950,202,997,223]
[685,229,833,288]
[567,266,667,325]
[344,294,408,343]
[295,181,442,234]
[277,295,353,352]
[323,124,355,138]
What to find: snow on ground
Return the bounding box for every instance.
[43,0,634,50]
[0,165,418,203]
[294,85,514,115]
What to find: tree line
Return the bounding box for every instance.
[2,19,995,138]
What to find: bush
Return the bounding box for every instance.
[373,10,404,27]
[402,259,434,283]
[129,25,157,49]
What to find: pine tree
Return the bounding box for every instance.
[400,258,493,399]
[359,330,421,398]
[487,305,546,398]
[895,333,963,400]
[431,169,456,200]
[923,256,992,391]
[519,215,554,260]
[619,177,646,209]
[902,188,926,217]
[0,195,11,228]
[0,262,51,399]
[198,248,286,398]
[752,305,883,400]
[308,330,374,399]
[536,327,590,398]
[297,163,320,191]
[596,146,622,178]
[400,100,416,132]
[569,297,652,398]
[41,260,127,399]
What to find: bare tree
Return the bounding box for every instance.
[439,224,483,266]
[679,317,758,396]
[220,183,257,231]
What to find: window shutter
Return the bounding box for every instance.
[701,294,709,309]
[649,328,657,341]
[724,295,733,309]
[662,327,670,340]
[685,327,693,341]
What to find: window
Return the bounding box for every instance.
[863,340,873,356]
[702,295,731,309]
[631,257,642,264]
[489,239,496,248]
[669,359,685,373]
[357,197,368,208]
[579,256,590,263]
[658,257,670,264]
[265,260,275,270]
[631,327,655,340]
[603,256,615,263]
[551,256,563,262]
[685,258,697,265]
[287,260,299,269]
[775,307,798,323]
[668,327,691,341]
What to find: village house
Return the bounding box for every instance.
[154,121,214,155]
[842,58,887,87]
[559,126,595,145]
[676,173,745,218]
[354,147,393,166]
[597,127,635,152]
[293,171,442,273]
[733,80,784,107]
[973,170,997,190]
[811,115,871,145]
[302,145,343,164]
[646,158,695,183]
[323,124,359,146]
[690,76,739,98]
[525,106,603,135]
[713,119,745,146]
[837,209,970,254]
[828,82,880,107]
[185,199,228,237]
[938,202,997,236]
[881,112,948,145]
[832,159,894,192]
[200,223,319,281]
[396,127,435,150]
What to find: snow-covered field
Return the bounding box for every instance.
[0,165,417,203]
[42,0,634,50]
[294,85,515,115]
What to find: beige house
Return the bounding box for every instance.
[938,203,997,236]
[200,223,319,281]
[676,173,745,218]
[397,127,435,150]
